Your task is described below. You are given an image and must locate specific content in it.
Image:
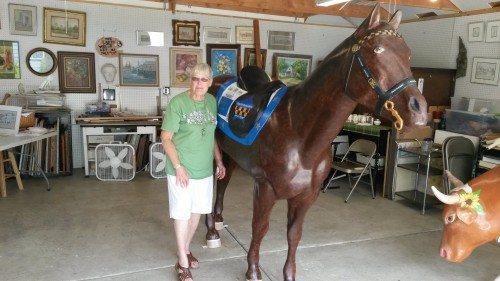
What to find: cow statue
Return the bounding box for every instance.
[431,167,500,262]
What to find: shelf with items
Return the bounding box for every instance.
[80,124,157,176]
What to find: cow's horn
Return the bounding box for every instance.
[431,186,460,205]
[445,170,464,188]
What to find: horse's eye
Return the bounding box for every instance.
[374,46,385,54]
[445,214,456,224]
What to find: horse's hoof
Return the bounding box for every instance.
[206,238,221,248]
[215,221,224,231]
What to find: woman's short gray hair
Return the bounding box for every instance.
[190,63,213,79]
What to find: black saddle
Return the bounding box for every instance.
[228,66,285,137]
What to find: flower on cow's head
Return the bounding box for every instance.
[458,189,484,215]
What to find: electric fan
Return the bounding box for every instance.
[95,143,135,181]
[149,142,167,178]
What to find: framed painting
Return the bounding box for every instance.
[44,8,86,46]
[119,53,159,87]
[272,53,312,86]
[136,30,164,46]
[172,20,200,46]
[470,57,500,85]
[0,40,21,79]
[204,26,231,43]
[206,44,241,77]
[57,51,96,93]
[485,21,500,43]
[268,30,295,51]
[170,48,203,88]
[236,26,254,45]
[9,4,37,36]
[244,48,267,68]
[468,22,484,42]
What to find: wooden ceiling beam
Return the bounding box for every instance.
[375,0,461,12]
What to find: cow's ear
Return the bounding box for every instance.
[457,208,477,225]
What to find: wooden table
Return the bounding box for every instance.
[0,131,57,197]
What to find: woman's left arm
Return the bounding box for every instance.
[214,142,226,179]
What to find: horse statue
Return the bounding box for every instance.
[206,4,427,280]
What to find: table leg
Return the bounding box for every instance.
[0,151,5,197]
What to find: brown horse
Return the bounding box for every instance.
[206,5,427,281]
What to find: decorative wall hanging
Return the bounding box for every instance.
[206,44,241,77]
[172,20,200,46]
[9,4,37,36]
[119,53,159,87]
[485,21,500,42]
[244,48,267,69]
[169,48,202,88]
[468,22,484,42]
[44,8,86,46]
[203,26,232,43]
[57,51,96,93]
[101,63,117,83]
[236,26,254,45]
[95,37,123,57]
[0,40,21,79]
[268,31,295,51]
[455,36,467,78]
[272,53,312,86]
[136,31,164,46]
[470,57,500,85]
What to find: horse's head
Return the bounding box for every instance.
[345,4,427,130]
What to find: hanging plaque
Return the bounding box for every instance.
[95,37,123,57]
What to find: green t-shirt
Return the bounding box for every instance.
[161,91,217,179]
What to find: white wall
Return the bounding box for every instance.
[0,0,354,168]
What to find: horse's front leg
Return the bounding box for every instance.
[246,181,276,281]
[283,189,320,281]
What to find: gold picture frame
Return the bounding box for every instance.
[172,20,200,46]
[43,8,86,46]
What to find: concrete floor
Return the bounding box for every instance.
[0,168,498,281]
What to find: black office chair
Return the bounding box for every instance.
[442,136,475,193]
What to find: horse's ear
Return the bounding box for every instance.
[389,10,402,29]
[356,3,380,34]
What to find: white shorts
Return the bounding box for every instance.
[167,175,214,220]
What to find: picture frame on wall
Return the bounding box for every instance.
[485,21,500,42]
[203,26,232,43]
[0,40,21,79]
[9,4,37,36]
[172,20,200,46]
[268,30,295,51]
[470,57,500,85]
[206,44,241,77]
[170,48,203,88]
[136,30,164,46]
[244,48,267,68]
[44,8,86,46]
[57,51,96,93]
[272,53,312,86]
[119,53,159,87]
[468,22,484,42]
[236,26,254,44]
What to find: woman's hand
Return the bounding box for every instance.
[175,166,190,187]
[216,162,226,179]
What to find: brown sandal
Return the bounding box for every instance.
[187,252,199,269]
[175,262,192,281]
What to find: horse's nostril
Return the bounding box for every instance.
[410,97,420,112]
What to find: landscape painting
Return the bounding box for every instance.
[119,53,159,87]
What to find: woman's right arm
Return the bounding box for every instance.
[161,130,189,187]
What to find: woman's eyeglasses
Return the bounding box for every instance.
[191,77,210,83]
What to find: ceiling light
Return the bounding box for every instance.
[315,0,350,7]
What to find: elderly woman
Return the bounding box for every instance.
[161,63,226,281]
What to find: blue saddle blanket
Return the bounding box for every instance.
[216,77,288,145]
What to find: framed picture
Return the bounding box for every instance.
[204,26,232,43]
[468,22,484,42]
[0,40,21,79]
[244,48,267,68]
[236,26,254,44]
[172,20,200,46]
[206,44,241,77]
[136,30,164,46]
[9,4,37,36]
[57,52,96,93]
[272,53,312,86]
[485,21,500,43]
[0,105,22,135]
[44,8,86,46]
[268,31,295,51]
[119,53,159,87]
[170,48,203,88]
[470,57,500,85]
